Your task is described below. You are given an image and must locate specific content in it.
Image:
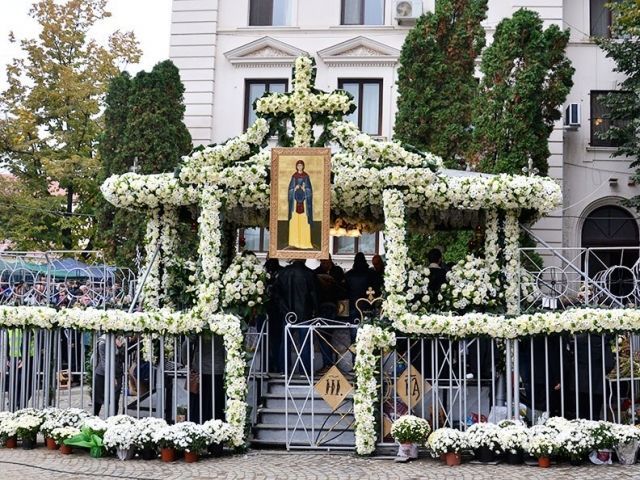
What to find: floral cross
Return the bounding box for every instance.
[255,56,354,147]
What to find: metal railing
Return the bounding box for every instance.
[377,332,639,446]
[0,327,227,424]
[519,246,640,311]
[0,251,136,309]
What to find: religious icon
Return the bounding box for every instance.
[269,148,330,259]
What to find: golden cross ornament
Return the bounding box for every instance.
[254,56,353,147]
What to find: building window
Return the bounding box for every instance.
[249,0,291,26]
[338,79,383,135]
[341,0,384,25]
[244,79,288,129]
[240,228,270,252]
[590,0,620,37]
[333,233,379,255]
[590,90,628,147]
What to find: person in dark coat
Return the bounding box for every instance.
[568,333,615,419]
[345,253,376,323]
[370,254,385,297]
[274,260,318,375]
[264,257,284,373]
[427,249,447,294]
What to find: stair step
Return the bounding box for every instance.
[258,410,355,428]
[251,423,356,447]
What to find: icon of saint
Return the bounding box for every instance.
[288,160,313,249]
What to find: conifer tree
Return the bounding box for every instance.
[471,9,574,175]
[394,0,488,168]
[597,0,640,209]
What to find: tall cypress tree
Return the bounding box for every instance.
[596,0,640,209]
[96,60,193,268]
[471,9,574,175]
[394,0,488,168]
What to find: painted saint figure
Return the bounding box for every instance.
[288,160,313,249]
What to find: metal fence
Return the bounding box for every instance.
[520,247,640,311]
[377,332,639,446]
[0,251,136,309]
[0,327,230,424]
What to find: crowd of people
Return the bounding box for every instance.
[0,280,131,309]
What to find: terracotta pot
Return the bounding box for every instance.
[60,444,73,455]
[46,438,59,450]
[445,451,462,466]
[538,456,551,468]
[5,436,17,449]
[440,453,447,463]
[161,447,176,463]
[184,451,199,463]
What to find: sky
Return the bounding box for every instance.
[0,0,172,90]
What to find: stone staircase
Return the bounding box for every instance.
[250,375,356,449]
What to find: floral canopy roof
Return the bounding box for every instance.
[101,57,561,230]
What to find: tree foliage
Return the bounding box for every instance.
[96,60,194,268]
[394,0,487,168]
[597,0,640,209]
[471,8,574,175]
[0,0,141,251]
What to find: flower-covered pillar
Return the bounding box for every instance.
[484,209,500,267]
[196,185,224,317]
[381,188,409,319]
[159,207,179,309]
[141,209,161,310]
[503,210,520,315]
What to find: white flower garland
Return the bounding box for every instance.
[381,189,408,319]
[101,173,199,210]
[255,57,353,147]
[484,209,500,266]
[141,209,161,310]
[441,255,502,311]
[179,119,270,185]
[221,254,267,312]
[160,207,180,309]
[504,211,520,315]
[196,186,223,317]
[353,325,396,455]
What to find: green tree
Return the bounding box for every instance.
[0,0,141,251]
[471,8,574,175]
[96,60,193,268]
[597,0,640,209]
[394,0,487,168]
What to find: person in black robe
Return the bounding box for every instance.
[274,260,318,375]
[427,248,447,294]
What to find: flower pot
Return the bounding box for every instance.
[161,447,176,463]
[208,443,223,457]
[569,457,583,466]
[140,447,157,460]
[440,453,447,463]
[505,450,523,465]
[21,436,36,450]
[589,449,613,465]
[116,447,135,461]
[445,452,462,466]
[5,436,17,449]
[476,445,495,463]
[46,438,59,450]
[538,456,551,468]
[60,444,73,455]
[397,442,418,459]
[184,451,199,463]
[616,440,639,465]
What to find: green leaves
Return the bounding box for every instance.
[471,8,574,176]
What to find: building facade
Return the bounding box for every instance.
[169,0,638,264]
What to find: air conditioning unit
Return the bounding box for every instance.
[394,0,423,23]
[564,103,580,129]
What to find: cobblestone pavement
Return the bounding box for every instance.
[1,448,640,480]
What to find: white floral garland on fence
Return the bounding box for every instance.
[381,189,408,318]
[196,186,224,317]
[160,207,179,310]
[353,325,396,455]
[101,173,199,209]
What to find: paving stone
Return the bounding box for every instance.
[0,448,638,480]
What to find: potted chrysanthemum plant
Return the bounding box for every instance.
[50,427,81,455]
[556,421,594,465]
[466,423,502,463]
[526,426,557,468]
[134,417,167,460]
[0,414,18,449]
[590,422,615,465]
[428,428,467,466]
[15,412,44,450]
[391,415,431,460]
[498,425,529,464]
[174,422,212,463]
[103,421,140,461]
